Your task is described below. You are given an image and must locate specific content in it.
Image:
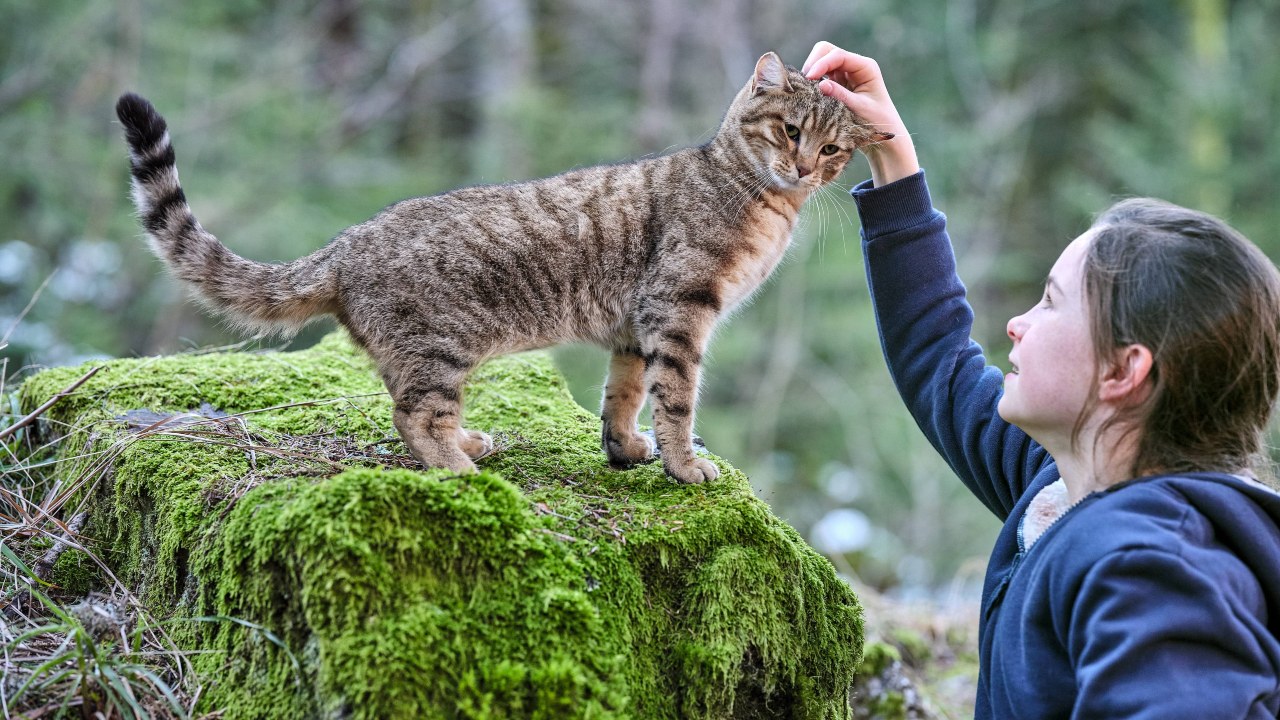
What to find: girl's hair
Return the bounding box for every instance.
[1079,198,1280,479]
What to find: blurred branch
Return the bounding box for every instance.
[339,12,474,138]
[944,0,993,118]
[943,0,1068,289]
[313,0,364,90]
[1185,0,1231,216]
[634,0,682,149]
[0,271,56,349]
[711,0,754,99]
[473,0,535,179]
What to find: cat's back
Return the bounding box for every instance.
[345,151,714,273]
[329,153,704,345]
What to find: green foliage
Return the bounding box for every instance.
[16,332,864,718]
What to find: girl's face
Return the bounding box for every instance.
[998,232,1100,446]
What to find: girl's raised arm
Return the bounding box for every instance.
[806,41,1055,517]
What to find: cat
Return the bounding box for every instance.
[115,52,890,484]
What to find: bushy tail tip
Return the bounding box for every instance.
[115,92,168,152]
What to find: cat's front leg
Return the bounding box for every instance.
[601,348,657,468]
[640,326,719,484]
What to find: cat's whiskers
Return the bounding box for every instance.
[717,166,774,222]
[718,178,760,223]
[816,186,852,255]
[821,189,836,253]
[819,182,858,247]
[813,188,833,257]
[795,187,825,255]
[710,165,766,197]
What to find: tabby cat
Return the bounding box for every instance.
[115,52,889,484]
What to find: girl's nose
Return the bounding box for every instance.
[1007,314,1026,342]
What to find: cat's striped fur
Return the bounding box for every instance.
[116,52,889,483]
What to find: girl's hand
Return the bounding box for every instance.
[802,41,920,186]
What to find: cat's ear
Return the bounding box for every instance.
[751,52,793,95]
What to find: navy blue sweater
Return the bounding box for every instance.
[852,171,1280,718]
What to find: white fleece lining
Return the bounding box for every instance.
[1021,479,1071,550]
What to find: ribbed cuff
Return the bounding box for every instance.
[850,169,936,239]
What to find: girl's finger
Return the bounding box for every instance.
[818,78,867,112]
[801,41,836,76]
[807,49,884,92]
[804,47,855,80]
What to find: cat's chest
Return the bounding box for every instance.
[719,213,794,308]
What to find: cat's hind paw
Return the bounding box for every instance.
[602,421,657,468]
[458,428,494,460]
[666,457,719,484]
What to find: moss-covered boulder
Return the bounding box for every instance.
[17,331,863,719]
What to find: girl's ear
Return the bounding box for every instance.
[1099,344,1154,404]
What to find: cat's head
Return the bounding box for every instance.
[722,52,891,192]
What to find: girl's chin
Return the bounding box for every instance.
[996,392,1016,424]
[996,405,1011,424]
[996,399,1046,446]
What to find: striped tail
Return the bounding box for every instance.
[115,92,337,336]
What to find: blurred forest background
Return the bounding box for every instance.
[3,0,1278,599]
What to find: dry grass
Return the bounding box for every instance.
[0,345,324,719]
[1,375,199,719]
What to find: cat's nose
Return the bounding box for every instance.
[797,164,813,178]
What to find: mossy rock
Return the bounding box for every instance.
[17,331,863,719]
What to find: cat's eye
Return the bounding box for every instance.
[821,144,841,156]
[784,124,800,140]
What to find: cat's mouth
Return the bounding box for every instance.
[767,168,796,189]
[774,169,817,191]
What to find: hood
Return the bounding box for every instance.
[1164,472,1280,631]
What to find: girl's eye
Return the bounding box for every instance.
[821,144,840,155]
[784,124,800,140]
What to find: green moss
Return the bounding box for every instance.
[49,547,100,596]
[18,331,863,718]
[857,642,900,678]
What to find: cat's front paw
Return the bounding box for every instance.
[602,421,657,468]
[665,457,719,484]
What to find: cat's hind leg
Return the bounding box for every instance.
[601,348,657,468]
[386,353,480,473]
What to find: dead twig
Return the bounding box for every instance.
[536,527,579,543]
[0,366,102,442]
[31,511,90,583]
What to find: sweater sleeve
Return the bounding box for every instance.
[1068,547,1280,718]
[853,170,1050,519]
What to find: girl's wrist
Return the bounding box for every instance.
[864,134,920,187]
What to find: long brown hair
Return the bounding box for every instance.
[1078,198,1280,480]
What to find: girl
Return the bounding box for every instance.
[802,41,1280,717]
